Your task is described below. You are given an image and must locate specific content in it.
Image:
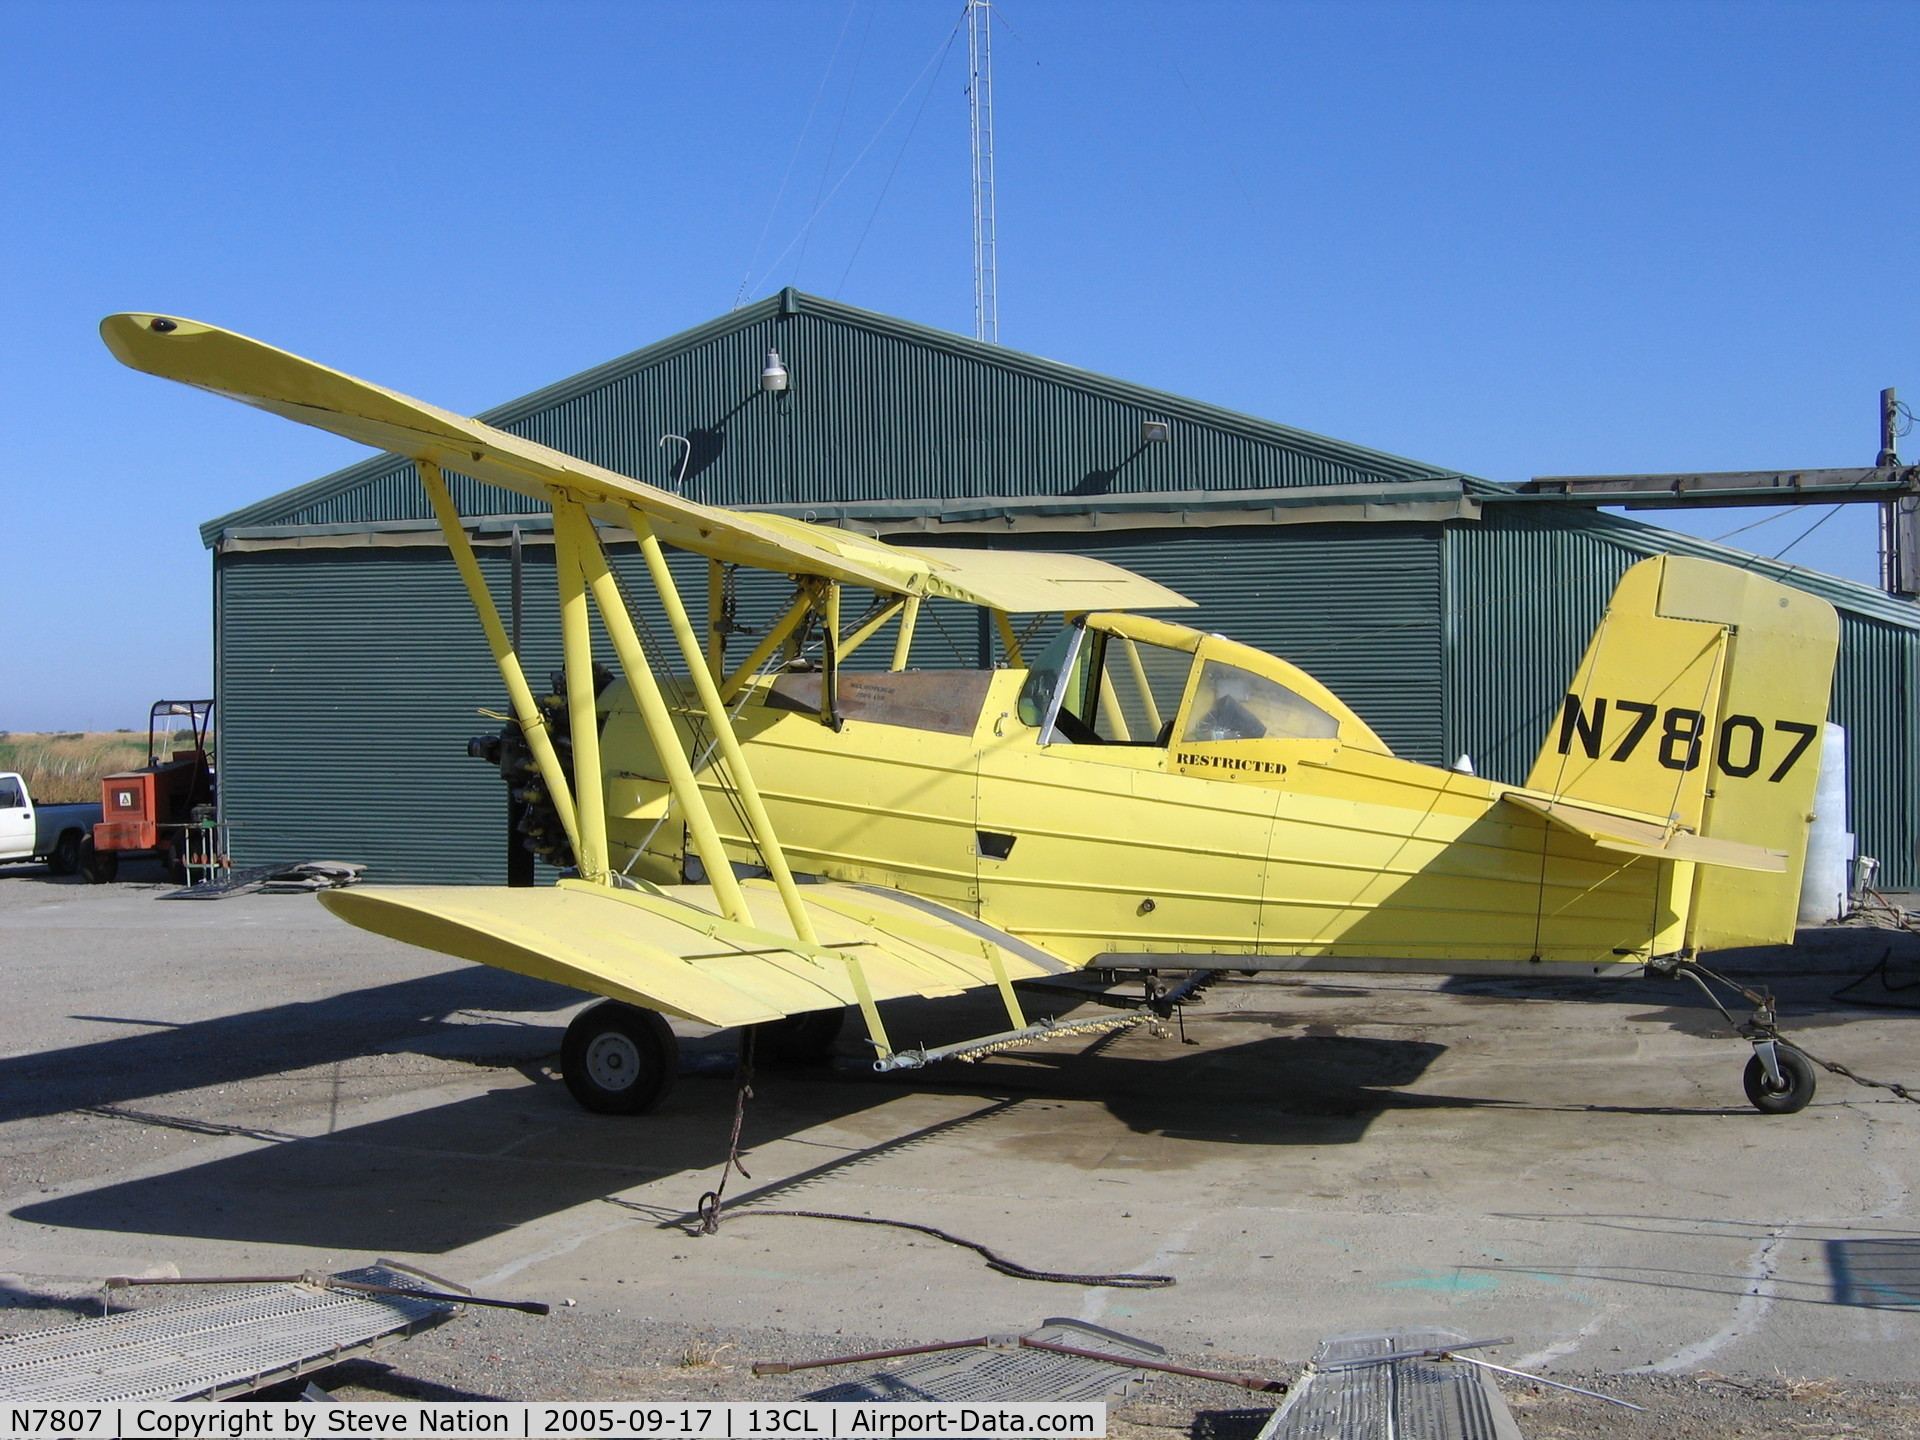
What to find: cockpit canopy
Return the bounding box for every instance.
[1016,612,1390,754]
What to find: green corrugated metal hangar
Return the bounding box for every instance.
[200,289,1920,887]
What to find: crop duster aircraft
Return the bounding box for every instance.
[104,313,1842,1117]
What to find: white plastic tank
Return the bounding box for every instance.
[1797,721,1854,925]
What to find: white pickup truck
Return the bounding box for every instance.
[0,772,103,875]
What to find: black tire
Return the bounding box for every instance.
[46,830,82,876]
[78,838,118,884]
[753,1007,847,1067]
[1744,1047,1817,1114]
[561,1001,678,1114]
[164,847,190,886]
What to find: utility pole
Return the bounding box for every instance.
[966,0,999,344]
[1880,388,1920,598]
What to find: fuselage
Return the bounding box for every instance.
[597,615,1699,975]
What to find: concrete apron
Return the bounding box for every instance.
[2,874,1917,1382]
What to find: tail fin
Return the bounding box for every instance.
[1525,554,1839,949]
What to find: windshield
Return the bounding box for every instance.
[1017,628,1079,729]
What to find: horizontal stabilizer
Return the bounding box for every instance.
[319,878,1069,1028]
[1502,793,1787,873]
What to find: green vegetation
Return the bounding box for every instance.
[0,732,151,803]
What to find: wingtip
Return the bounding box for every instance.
[99,312,215,372]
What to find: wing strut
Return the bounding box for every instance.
[626,505,820,947]
[556,508,612,882]
[555,496,896,1056]
[891,596,921,671]
[720,592,813,703]
[552,496,752,924]
[420,461,584,867]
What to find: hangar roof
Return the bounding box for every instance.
[199,288,1468,546]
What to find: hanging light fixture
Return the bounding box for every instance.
[761,349,789,393]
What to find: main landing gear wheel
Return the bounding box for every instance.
[561,1001,679,1115]
[1744,1046,1817,1114]
[752,1007,847,1067]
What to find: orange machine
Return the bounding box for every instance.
[83,700,216,883]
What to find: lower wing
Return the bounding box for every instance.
[320,878,1070,1027]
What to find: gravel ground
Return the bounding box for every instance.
[12,1286,1918,1439]
[261,1313,1920,1439]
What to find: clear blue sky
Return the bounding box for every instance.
[5,0,1914,732]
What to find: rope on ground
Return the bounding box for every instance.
[719,1209,1177,1288]
[1832,948,1920,1012]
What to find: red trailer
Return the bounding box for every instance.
[82,700,216,884]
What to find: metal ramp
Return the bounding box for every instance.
[804,1320,1163,1403]
[1258,1328,1521,1440]
[0,1265,458,1404]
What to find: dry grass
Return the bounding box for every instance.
[677,1343,736,1369]
[0,732,151,803]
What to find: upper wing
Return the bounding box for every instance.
[101,313,1190,613]
[319,877,1072,1028]
[1501,793,1787,873]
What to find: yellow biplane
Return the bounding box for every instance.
[103,313,1841,1115]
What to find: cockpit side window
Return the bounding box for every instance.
[1182,660,1339,743]
[1091,634,1192,745]
[1018,626,1194,747]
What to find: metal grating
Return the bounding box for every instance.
[1258,1328,1520,1440]
[0,1266,457,1405]
[805,1320,1163,1403]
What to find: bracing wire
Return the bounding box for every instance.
[1711,509,1794,543]
[741,7,970,302]
[1151,1,1263,240]
[835,21,963,297]
[1771,503,1844,561]
[603,551,766,873]
[733,0,862,309]
[792,1,879,288]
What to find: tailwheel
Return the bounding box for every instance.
[752,1007,847,1067]
[562,1001,679,1114]
[1744,1044,1817,1114]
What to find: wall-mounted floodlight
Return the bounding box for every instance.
[761,349,790,393]
[1140,420,1171,444]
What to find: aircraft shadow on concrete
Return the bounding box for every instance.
[1437,937,1920,1036]
[0,966,586,1127]
[14,989,1463,1254]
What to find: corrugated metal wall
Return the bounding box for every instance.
[1832,612,1920,888]
[215,543,719,882]
[218,547,520,882]
[1443,509,1636,785]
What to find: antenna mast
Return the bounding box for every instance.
[966,0,998,343]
